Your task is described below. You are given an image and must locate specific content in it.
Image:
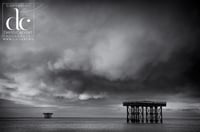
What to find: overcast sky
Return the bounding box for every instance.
[0,0,200,117]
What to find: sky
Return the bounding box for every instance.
[0,0,200,117]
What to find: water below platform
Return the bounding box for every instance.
[0,117,200,132]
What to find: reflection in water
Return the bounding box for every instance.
[0,117,200,132]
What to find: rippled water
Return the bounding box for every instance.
[0,117,200,132]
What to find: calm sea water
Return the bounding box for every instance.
[0,117,200,132]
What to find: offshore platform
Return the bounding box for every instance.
[123,101,166,123]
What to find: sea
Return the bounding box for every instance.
[0,117,200,132]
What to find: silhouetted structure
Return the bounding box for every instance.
[43,113,53,118]
[123,101,166,123]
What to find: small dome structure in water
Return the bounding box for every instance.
[43,113,53,118]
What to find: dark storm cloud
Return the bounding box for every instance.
[43,1,200,99]
[0,0,200,112]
